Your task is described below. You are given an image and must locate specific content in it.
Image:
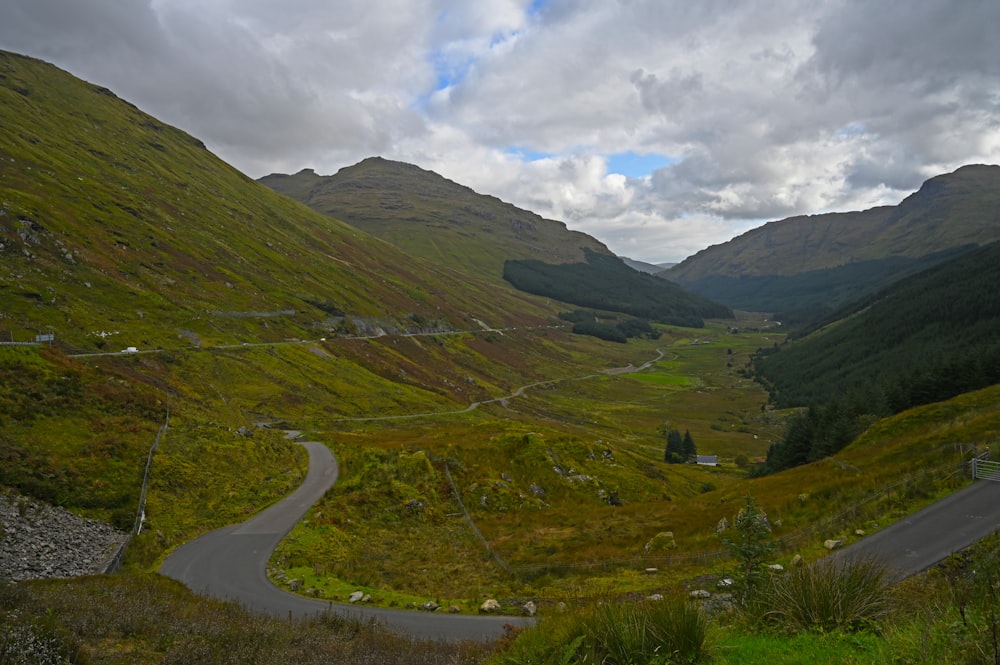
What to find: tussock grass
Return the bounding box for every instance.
[750,558,892,633]
[489,596,709,665]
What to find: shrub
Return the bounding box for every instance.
[587,598,709,664]
[752,557,891,633]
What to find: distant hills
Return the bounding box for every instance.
[259,159,612,283]
[663,164,1000,319]
[261,159,728,328]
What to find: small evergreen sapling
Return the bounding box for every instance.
[719,494,775,606]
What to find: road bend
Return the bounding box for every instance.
[830,476,1000,579]
[159,439,532,641]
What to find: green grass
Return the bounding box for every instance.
[711,630,886,664]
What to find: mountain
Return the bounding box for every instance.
[261,158,731,329]
[260,159,612,283]
[663,165,1000,317]
[622,257,674,274]
[0,52,550,352]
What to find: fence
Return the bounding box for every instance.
[103,407,171,573]
[443,462,511,574]
[971,451,1000,481]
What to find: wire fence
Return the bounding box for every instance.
[103,407,170,573]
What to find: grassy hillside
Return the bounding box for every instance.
[664,164,1000,317]
[0,51,551,353]
[260,158,613,283]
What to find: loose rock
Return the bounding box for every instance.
[0,492,128,581]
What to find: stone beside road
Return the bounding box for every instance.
[0,492,129,581]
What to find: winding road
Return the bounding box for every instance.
[157,344,1000,641]
[159,437,533,641]
[830,475,1000,579]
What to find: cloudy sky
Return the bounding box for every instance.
[2,0,998,263]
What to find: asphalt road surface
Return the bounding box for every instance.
[159,439,532,641]
[831,476,1000,579]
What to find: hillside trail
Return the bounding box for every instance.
[335,346,667,422]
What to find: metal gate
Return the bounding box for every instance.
[971,455,1000,481]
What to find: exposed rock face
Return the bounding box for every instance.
[0,492,128,581]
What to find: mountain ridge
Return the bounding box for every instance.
[663,164,1000,316]
[259,157,614,283]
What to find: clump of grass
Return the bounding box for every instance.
[751,557,891,633]
[490,596,709,664]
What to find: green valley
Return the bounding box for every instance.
[4,48,1000,665]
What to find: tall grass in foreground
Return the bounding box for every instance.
[489,596,709,664]
[0,574,495,665]
[749,558,892,633]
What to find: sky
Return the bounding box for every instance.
[1,0,998,264]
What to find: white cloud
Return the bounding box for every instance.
[1,0,997,263]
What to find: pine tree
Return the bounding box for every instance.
[682,430,696,459]
[665,428,684,463]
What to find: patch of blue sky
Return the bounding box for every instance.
[506,147,554,162]
[836,121,867,136]
[607,152,677,178]
[526,0,548,18]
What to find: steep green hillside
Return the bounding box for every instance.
[0,51,549,353]
[664,164,1000,317]
[751,240,1000,472]
[259,159,613,282]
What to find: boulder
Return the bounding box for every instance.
[767,564,784,572]
[690,589,711,599]
[419,601,440,612]
[790,554,803,567]
[644,531,676,553]
[349,591,364,603]
[824,539,843,550]
[522,601,537,617]
[479,599,501,614]
[646,593,664,602]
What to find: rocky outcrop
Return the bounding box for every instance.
[0,492,128,581]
